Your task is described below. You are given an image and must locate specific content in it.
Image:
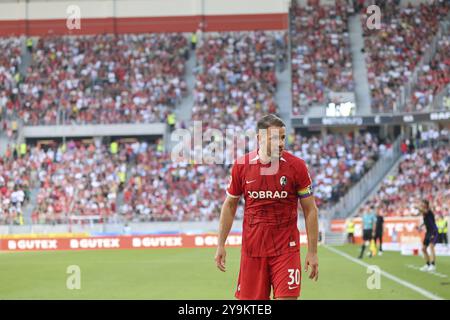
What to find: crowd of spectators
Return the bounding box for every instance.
[290,1,354,115]
[120,144,229,222]
[6,127,441,224]
[291,131,384,208]
[0,145,32,225]
[16,33,189,125]
[31,141,127,224]
[1,130,388,224]
[363,129,449,217]
[362,1,449,113]
[409,33,450,112]
[0,37,22,123]
[2,2,449,224]
[192,31,283,132]
[0,140,129,224]
[121,130,387,221]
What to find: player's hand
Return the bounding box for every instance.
[215,246,226,272]
[304,251,319,281]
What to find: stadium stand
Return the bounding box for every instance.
[0,37,23,126]
[0,1,448,227]
[361,129,449,217]
[192,31,282,131]
[409,33,450,112]
[120,144,228,222]
[362,1,450,113]
[0,130,390,224]
[31,140,127,224]
[0,148,31,225]
[291,131,386,208]
[18,34,189,125]
[290,1,354,115]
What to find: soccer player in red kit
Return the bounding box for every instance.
[215,114,319,300]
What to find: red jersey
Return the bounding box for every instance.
[226,150,313,257]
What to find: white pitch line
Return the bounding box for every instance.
[323,245,444,300]
[406,264,448,278]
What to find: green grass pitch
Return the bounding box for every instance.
[0,244,449,299]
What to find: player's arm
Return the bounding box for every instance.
[216,162,242,272]
[215,195,239,272]
[300,195,319,281]
[297,160,319,281]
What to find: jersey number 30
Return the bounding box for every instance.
[288,269,300,285]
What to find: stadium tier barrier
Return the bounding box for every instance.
[0,221,245,235]
[0,233,89,239]
[22,123,167,139]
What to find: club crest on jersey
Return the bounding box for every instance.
[280,176,287,187]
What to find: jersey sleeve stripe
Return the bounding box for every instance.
[226,191,241,198]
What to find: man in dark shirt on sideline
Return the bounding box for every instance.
[419,200,438,272]
[374,211,384,255]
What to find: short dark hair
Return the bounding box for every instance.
[422,200,430,208]
[257,114,285,131]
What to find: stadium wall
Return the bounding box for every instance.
[0,221,242,235]
[22,123,167,139]
[0,0,290,36]
[0,219,314,235]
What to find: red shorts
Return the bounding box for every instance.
[234,250,301,300]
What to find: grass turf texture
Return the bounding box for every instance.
[0,244,448,299]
